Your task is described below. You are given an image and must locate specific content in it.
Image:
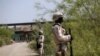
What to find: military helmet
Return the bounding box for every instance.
[52,11,63,21]
[39,30,43,35]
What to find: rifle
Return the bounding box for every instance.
[68,28,73,56]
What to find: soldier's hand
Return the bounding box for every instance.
[65,31,69,35]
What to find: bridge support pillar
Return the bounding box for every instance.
[14,25,16,31]
[30,24,33,30]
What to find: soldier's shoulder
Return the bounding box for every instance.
[53,23,61,27]
[52,25,60,31]
[53,24,60,28]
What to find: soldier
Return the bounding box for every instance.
[52,11,71,56]
[37,30,44,56]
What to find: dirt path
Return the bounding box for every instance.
[0,42,38,56]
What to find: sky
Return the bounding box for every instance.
[0,0,62,24]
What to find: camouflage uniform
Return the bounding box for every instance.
[37,30,44,56]
[52,11,71,56]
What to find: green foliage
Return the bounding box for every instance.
[29,23,56,56]
[29,40,37,50]
[43,23,56,56]
[56,0,100,55]
[30,19,100,56]
[0,39,3,46]
[63,19,100,56]
[0,27,13,46]
[30,0,100,56]
[0,28,12,37]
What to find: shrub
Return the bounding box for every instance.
[0,27,13,46]
[29,19,100,56]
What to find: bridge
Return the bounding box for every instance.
[0,21,52,42]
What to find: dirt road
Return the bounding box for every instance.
[0,42,38,56]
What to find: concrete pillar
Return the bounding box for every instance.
[14,25,16,31]
[30,24,33,30]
